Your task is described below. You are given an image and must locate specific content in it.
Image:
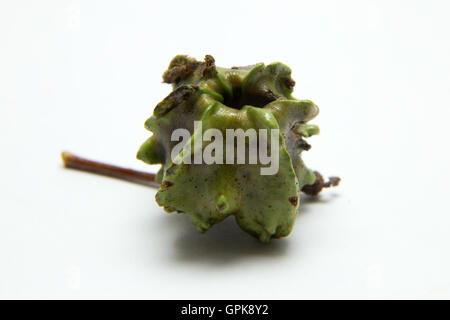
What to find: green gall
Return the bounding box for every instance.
[138,55,339,243]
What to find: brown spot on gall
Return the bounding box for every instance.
[289,196,298,207]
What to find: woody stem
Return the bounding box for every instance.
[61,151,160,188]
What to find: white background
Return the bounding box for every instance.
[1,0,450,299]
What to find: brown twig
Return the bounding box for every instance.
[61,152,340,195]
[61,151,160,188]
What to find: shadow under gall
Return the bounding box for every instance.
[150,192,340,266]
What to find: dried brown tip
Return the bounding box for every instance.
[162,55,216,85]
[301,171,341,196]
